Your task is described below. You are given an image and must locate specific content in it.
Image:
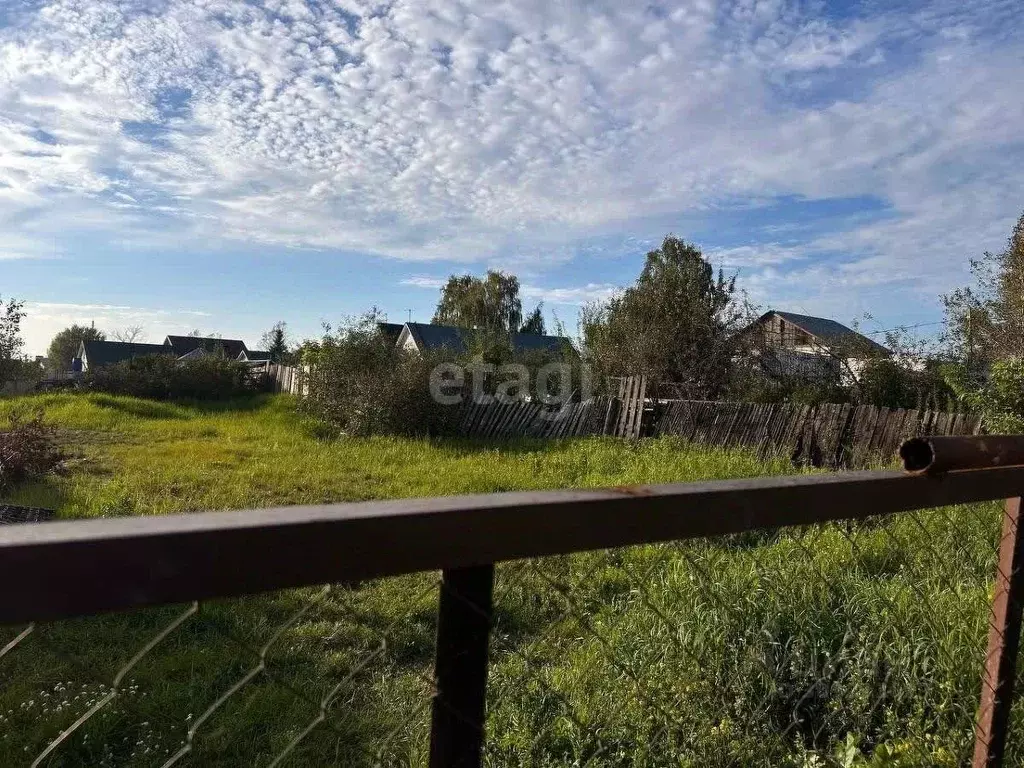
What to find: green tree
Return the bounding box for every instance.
[581,235,749,398]
[519,303,546,335]
[433,270,523,333]
[0,296,26,385]
[942,209,1024,365]
[259,321,293,364]
[47,323,105,373]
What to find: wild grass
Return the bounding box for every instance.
[0,392,796,516]
[0,393,1008,767]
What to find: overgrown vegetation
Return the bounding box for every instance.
[85,355,271,401]
[0,394,1008,766]
[300,313,459,437]
[939,210,1024,426]
[0,294,31,389]
[300,311,576,438]
[0,406,63,492]
[581,235,751,398]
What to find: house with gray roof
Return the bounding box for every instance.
[237,349,273,363]
[164,335,248,360]
[394,322,571,357]
[77,340,173,371]
[746,310,890,381]
[75,335,259,371]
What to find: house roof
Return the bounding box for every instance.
[240,350,273,361]
[164,335,248,359]
[404,322,468,353]
[508,331,571,354]
[764,311,890,356]
[80,340,171,368]
[400,322,571,355]
[377,323,404,345]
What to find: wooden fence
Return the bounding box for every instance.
[458,396,611,440]
[265,363,306,396]
[455,374,981,468]
[656,400,982,468]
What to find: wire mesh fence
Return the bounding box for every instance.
[487,501,1004,766]
[0,488,1019,766]
[0,575,440,767]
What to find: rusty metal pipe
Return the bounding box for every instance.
[900,435,1024,475]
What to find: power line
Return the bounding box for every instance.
[861,321,945,337]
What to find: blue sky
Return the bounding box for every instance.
[1,0,1022,355]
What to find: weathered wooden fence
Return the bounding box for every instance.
[458,397,611,440]
[266,363,306,395]
[456,375,981,468]
[656,400,983,468]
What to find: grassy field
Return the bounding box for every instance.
[0,393,1010,766]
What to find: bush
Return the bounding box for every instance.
[300,311,582,437]
[856,358,958,410]
[86,355,271,401]
[0,407,64,491]
[946,357,1024,432]
[301,314,458,437]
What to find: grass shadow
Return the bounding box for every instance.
[89,394,188,421]
[181,394,284,414]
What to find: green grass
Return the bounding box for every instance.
[0,393,1010,767]
[0,392,797,516]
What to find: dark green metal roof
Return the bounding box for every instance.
[81,341,172,368]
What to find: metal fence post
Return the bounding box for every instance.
[429,564,495,768]
[973,496,1024,767]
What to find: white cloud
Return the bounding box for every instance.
[0,0,1021,315]
[400,276,447,289]
[401,275,618,306]
[707,244,810,269]
[522,283,619,305]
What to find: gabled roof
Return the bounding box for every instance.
[164,335,248,360]
[376,323,404,345]
[80,340,171,368]
[403,322,468,353]
[762,311,890,356]
[239,350,273,361]
[399,322,571,355]
[508,331,571,354]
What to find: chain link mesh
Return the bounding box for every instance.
[1,574,439,767]
[0,499,1013,766]
[487,501,1004,767]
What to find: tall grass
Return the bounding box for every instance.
[0,393,1008,766]
[0,392,794,516]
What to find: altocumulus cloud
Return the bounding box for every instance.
[0,0,1022,313]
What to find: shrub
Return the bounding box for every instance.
[301,314,458,437]
[300,311,582,436]
[86,355,271,401]
[0,407,64,491]
[945,357,1024,432]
